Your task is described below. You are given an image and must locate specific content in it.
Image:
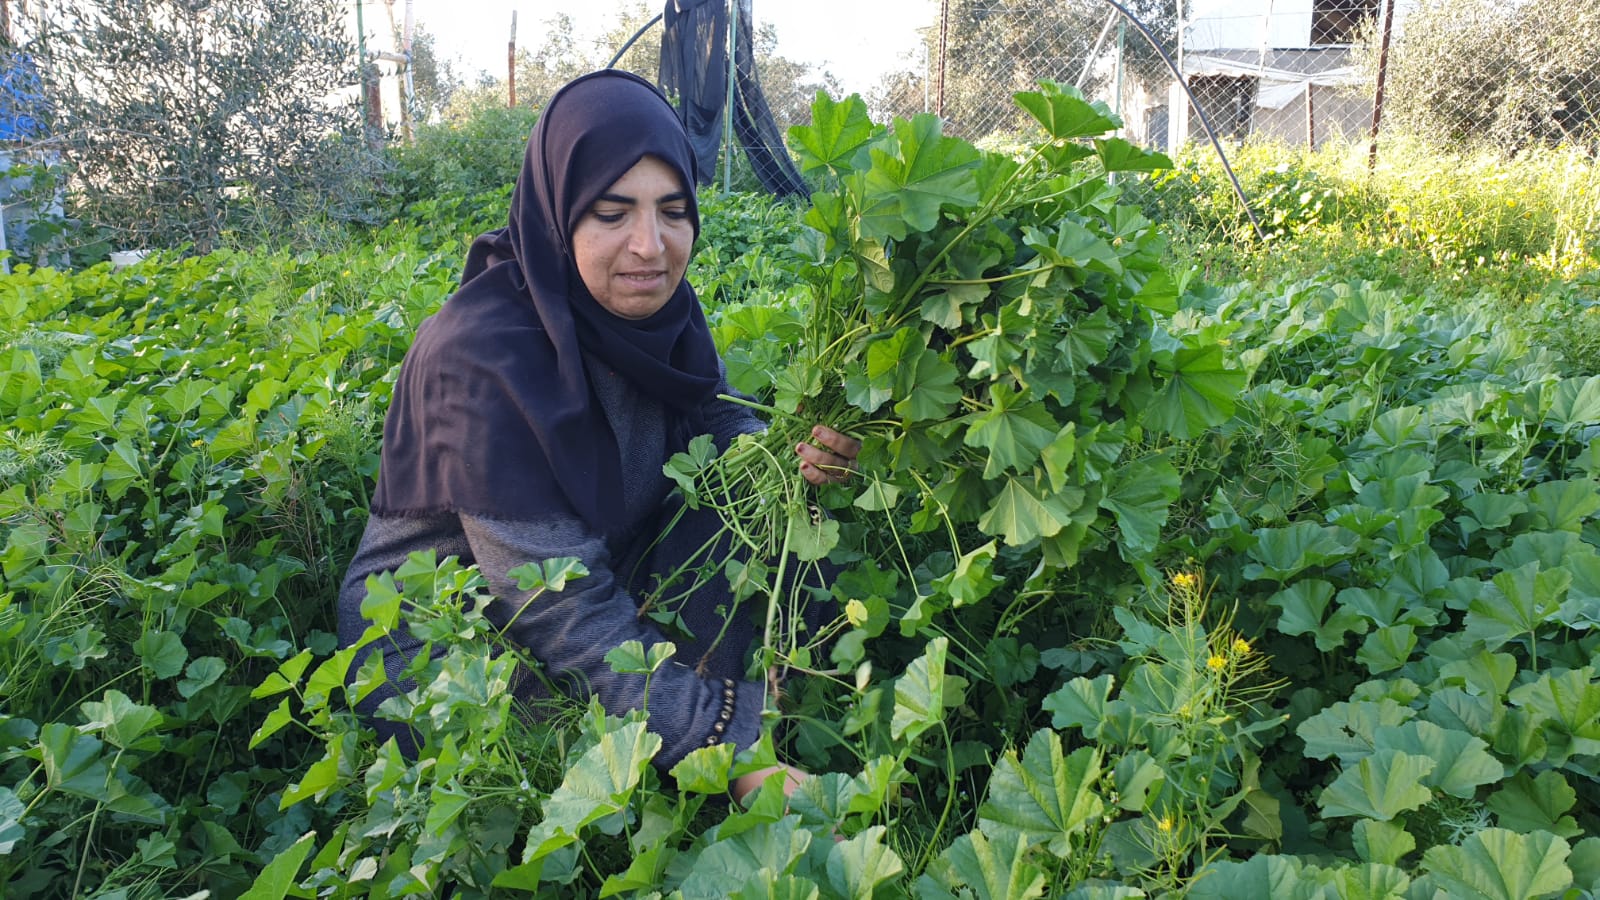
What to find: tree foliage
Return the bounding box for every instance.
[32,0,384,253]
[1357,0,1600,151]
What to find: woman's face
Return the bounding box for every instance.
[572,155,694,320]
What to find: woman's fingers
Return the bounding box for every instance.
[796,424,860,485]
[810,425,862,461]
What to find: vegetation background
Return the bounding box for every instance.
[0,0,1597,897]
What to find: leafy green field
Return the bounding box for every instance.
[2,86,1599,898]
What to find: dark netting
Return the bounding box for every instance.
[659,0,726,185]
[658,0,808,198]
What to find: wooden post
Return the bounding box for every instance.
[1366,0,1396,171]
[508,11,517,108]
[1,0,11,45]
[1305,83,1315,150]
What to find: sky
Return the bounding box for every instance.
[395,0,939,97]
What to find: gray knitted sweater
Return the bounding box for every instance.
[338,354,767,768]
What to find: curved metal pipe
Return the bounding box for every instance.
[608,12,665,69]
[1097,0,1265,242]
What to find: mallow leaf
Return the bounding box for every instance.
[1422,828,1572,900]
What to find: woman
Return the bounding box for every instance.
[337,70,856,801]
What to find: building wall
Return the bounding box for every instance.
[1186,0,1317,52]
[1253,84,1372,148]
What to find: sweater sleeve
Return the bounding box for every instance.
[702,371,768,452]
[459,511,766,770]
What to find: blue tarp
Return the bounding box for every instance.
[0,51,46,141]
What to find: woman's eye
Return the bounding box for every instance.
[664,207,690,220]
[591,209,626,224]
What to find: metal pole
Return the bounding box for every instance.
[1366,0,1396,171]
[1114,18,1125,135]
[355,0,370,136]
[722,0,738,193]
[937,0,949,118]
[1075,9,1118,90]
[401,0,415,142]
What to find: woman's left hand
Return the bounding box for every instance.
[796,425,860,486]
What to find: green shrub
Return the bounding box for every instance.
[384,105,541,217]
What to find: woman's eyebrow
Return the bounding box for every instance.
[594,190,691,205]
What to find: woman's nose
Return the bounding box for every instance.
[627,216,664,257]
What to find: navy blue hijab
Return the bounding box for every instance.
[371,70,723,530]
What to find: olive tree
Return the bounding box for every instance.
[33,0,383,254]
[1358,0,1600,151]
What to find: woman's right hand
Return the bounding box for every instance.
[733,763,808,803]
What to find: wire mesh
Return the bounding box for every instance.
[698,0,1600,263]
[111,0,1597,267]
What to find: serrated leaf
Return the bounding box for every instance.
[133,630,187,679]
[1298,699,1417,762]
[678,817,813,899]
[1372,720,1503,799]
[931,540,1003,608]
[788,92,876,176]
[978,730,1103,858]
[1464,561,1568,651]
[1100,455,1180,556]
[670,742,736,795]
[964,385,1058,479]
[1423,828,1572,900]
[931,829,1046,900]
[36,723,110,800]
[1042,674,1113,735]
[1014,81,1121,140]
[1544,375,1600,434]
[1486,770,1581,838]
[1248,523,1357,582]
[0,787,25,855]
[1144,344,1244,439]
[825,825,905,899]
[509,556,589,593]
[239,830,317,900]
[177,656,227,699]
[1352,819,1416,867]
[858,115,981,241]
[1356,625,1417,674]
[978,477,1084,546]
[1319,748,1435,821]
[1187,854,1316,900]
[1094,137,1173,172]
[1507,666,1600,746]
[80,690,162,750]
[1270,579,1369,651]
[892,637,948,743]
[524,720,661,861]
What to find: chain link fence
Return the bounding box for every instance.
[607,0,1600,269]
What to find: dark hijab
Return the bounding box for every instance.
[370,70,723,531]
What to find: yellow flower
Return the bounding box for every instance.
[1157,816,1173,832]
[845,598,869,628]
[1232,637,1252,656]
[1171,572,1198,591]
[1207,654,1227,671]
